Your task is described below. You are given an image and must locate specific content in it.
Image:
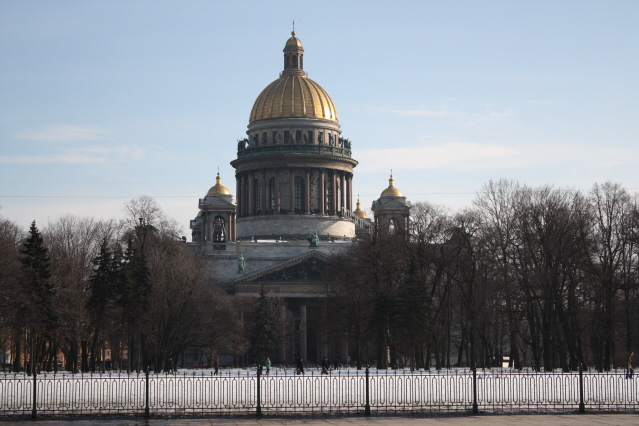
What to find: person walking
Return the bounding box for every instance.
[626,351,634,379]
[296,356,304,375]
[213,357,219,375]
[321,357,329,374]
[265,357,271,375]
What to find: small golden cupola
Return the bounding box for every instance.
[283,31,304,75]
[207,172,231,196]
[380,173,403,197]
[353,197,368,219]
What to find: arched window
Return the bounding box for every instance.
[294,176,304,212]
[268,177,276,211]
[388,217,398,234]
[285,55,290,69]
[292,55,298,68]
[213,216,226,243]
[254,179,261,214]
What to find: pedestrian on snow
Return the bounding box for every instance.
[265,357,271,375]
[214,357,219,375]
[333,359,339,370]
[296,356,304,375]
[321,357,329,374]
[626,351,634,379]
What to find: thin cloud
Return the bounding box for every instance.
[0,144,146,164]
[17,125,113,143]
[368,106,451,117]
[357,142,522,172]
[357,141,639,173]
[389,109,450,117]
[0,153,106,164]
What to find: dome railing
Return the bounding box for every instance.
[237,143,352,159]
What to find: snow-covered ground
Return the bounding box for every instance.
[1,367,637,416]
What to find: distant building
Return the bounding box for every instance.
[188,32,410,364]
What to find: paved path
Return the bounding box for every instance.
[7,414,638,426]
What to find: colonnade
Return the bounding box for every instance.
[200,212,236,242]
[278,301,350,364]
[235,168,353,218]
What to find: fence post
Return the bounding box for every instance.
[144,367,150,418]
[31,370,37,419]
[364,367,371,416]
[256,365,262,417]
[472,363,478,414]
[578,363,585,413]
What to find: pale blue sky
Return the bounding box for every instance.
[1,1,638,233]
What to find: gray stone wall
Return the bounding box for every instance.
[236,215,355,239]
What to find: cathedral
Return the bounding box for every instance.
[188,32,411,364]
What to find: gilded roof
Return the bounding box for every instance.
[381,175,403,197]
[207,172,231,196]
[285,31,303,50]
[353,198,368,218]
[249,75,338,123]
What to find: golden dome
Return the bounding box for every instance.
[207,172,231,196]
[381,174,403,197]
[353,198,368,218]
[249,32,338,123]
[285,31,303,49]
[249,75,338,123]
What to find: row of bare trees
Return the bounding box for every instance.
[0,197,242,374]
[328,181,639,371]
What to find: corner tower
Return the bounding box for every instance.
[372,174,411,235]
[231,32,358,239]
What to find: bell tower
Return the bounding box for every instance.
[371,174,411,236]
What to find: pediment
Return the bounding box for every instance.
[376,197,410,209]
[232,250,330,283]
[201,196,236,209]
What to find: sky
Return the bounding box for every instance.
[1,1,638,235]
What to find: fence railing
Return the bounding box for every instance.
[1,366,638,418]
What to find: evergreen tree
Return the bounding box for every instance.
[249,288,279,363]
[19,221,56,373]
[116,236,151,371]
[86,238,118,371]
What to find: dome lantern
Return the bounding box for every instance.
[283,31,305,76]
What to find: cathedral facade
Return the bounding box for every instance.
[188,32,410,364]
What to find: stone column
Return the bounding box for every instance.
[275,169,281,213]
[300,303,307,361]
[289,168,295,213]
[319,169,325,215]
[340,172,346,213]
[248,173,254,216]
[331,172,337,215]
[321,302,328,359]
[230,212,235,240]
[261,170,267,213]
[305,169,311,214]
[240,174,247,217]
[347,174,353,212]
[235,175,241,218]
[279,304,287,362]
